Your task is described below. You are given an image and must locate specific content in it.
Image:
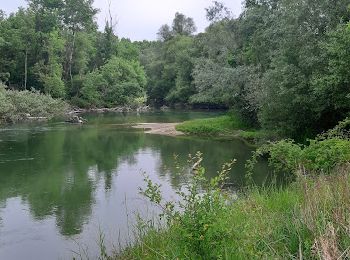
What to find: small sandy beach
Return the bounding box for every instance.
[132,123,183,136]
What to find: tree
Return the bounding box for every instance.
[0,10,5,21]
[157,24,173,42]
[311,23,350,130]
[28,0,64,33]
[117,38,140,61]
[141,13,198,106]
[81,56,146,107]
[34,30,66,97]
[165,36,196,105]
[61,0,98,90]
[156,12,197,41]
[93,18,118,68]
[0,8,36,89]
[172,12,197,36]
[205,1,232,23]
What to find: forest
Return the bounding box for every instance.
[0,0,349,139]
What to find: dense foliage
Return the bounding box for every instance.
[0,83,68,123]
[0,1,146,108]
[138,0,350,139]
[79,56,146,107]
[246,118,350,182]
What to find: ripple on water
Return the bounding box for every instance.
[0,158,35,164]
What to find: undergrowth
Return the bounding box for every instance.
[0,83,69,124]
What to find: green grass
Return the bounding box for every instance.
[176,115,241,135]
[176,114,275,143]
[117,168,350,259]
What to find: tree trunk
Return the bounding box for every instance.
[68,30,76,90]
[24,48,28,90]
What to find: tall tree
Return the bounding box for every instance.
[0,8,36,89]
[205,1,232,23]
[61,0,98,90]
[172,12,197,36]
[157,24,173,42]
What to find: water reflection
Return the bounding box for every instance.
[0,126,145,236]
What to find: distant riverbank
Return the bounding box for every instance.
[175,115,278,144]
[132,113,277,144]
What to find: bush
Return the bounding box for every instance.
[0,84,69,123]
[134,152,235,259]
[247,118,350,178]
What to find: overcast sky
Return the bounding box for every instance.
[1,0,243,41]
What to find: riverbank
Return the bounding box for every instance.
[130,113,276,144]
[117,123,350,259]
[70,105,152,114]
[176,115,277,144]
[132,123,182,136]
[118,141,350,259]
[118,168,350,259]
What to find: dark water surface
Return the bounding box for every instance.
[0,111,269,259]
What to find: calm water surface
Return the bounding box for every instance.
[0,111,269,259]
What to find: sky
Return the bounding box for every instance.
[1,0,243,41]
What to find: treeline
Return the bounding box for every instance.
[1,0,350,139]
[0,0,146,108]
[138,1,350,139]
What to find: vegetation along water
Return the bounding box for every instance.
[0,0,349,259]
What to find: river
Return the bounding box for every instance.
[0,111,269,259]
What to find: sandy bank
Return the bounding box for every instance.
[132,123,183,136]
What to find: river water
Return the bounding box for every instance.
[0,111,269,259]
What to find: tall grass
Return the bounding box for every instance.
[117,166,350,259]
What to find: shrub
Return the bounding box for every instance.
[247,118,350,178]
[0,84,69,123]
[138,152,235,258]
